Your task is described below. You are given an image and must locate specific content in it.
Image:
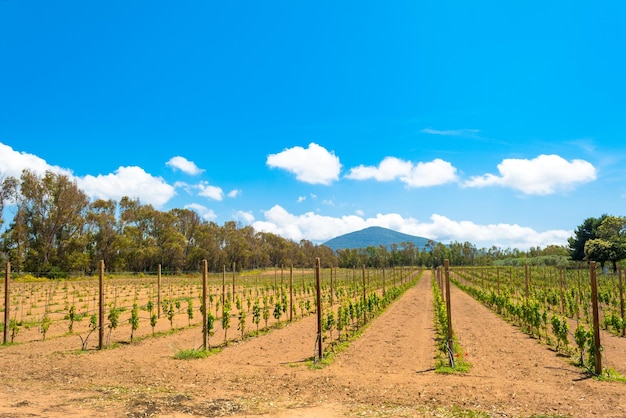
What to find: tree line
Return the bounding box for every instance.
[1,169,602,278]
[0,170,341,276]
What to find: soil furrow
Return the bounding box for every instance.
[2,270,626,417]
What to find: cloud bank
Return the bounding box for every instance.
[0,143,176,208]
[251,205,571,250]
[0,143,73,178]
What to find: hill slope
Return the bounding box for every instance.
[322,226,431,251]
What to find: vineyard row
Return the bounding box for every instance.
[1,261,422,358]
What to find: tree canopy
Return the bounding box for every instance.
[568,214,626,272]
[0,169,587,277]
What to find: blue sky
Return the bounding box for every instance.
[1,1,625,250]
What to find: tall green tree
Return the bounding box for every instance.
[153,210,186,273]
[584,239,615,271]
[118,197,158,272]
[86,199,120,271]
[170,208,201,270]
[0,175,18,230]
[592,215,626,272]
[17,170,89,274]
[568,215,608,261]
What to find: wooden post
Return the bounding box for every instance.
[362,265,367,324]
[444,259,453,367]
[157,264,162,318]
[619,268,626,337]
[289,265,293,322]
[202,260,208,350]
[232,262,236,302]
[439,267,444,300]
[590,261,602,375]
[222,265,226,305]
[98,260,105,350]
[315,258,323,360]
[3,262,9,344]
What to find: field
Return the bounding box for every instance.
[1,267,626,417]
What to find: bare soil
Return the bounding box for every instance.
[1,271,626,418]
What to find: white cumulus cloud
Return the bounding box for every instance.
[401,159,459,187]
[0,142,178,208]
[196,181,224,201]
[0,143,73,178]
[266,142,341,185]
[77,166,176,208]
[346,156,412,181]
[346,157,458,188]
[166,156,204,175]
[463,154,597,195]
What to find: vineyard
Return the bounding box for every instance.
[1,261,626,417]
[450,263,626,376]
[1,262,417,354]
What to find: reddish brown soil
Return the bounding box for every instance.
[1,271,625,418]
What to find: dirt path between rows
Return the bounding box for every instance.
[1,270,625,417]
[446,282,625,417]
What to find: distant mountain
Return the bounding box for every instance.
[322,226,431,251]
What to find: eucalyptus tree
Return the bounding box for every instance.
[336,248,360,268]
[17,170,89,274]
[170,208,201,269]
[247,230,270,268]
[461,241,479,265]
[236,224,257,269]
[389,243,401,266]
[86,199,120,271]
[364,246,380,267]
[1,205,27,271]
[192,221,222,271]
[296,239,318,267]
[258,231,289,267]
[399,241,417,266]
[284,239,304,267]
[0,175,18,263]
[118,197,159,272]
[428,242,450,268]
[153,209,187,273]
[377,244,390,267]
[0,175,18,230]
[217,221,252,270]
